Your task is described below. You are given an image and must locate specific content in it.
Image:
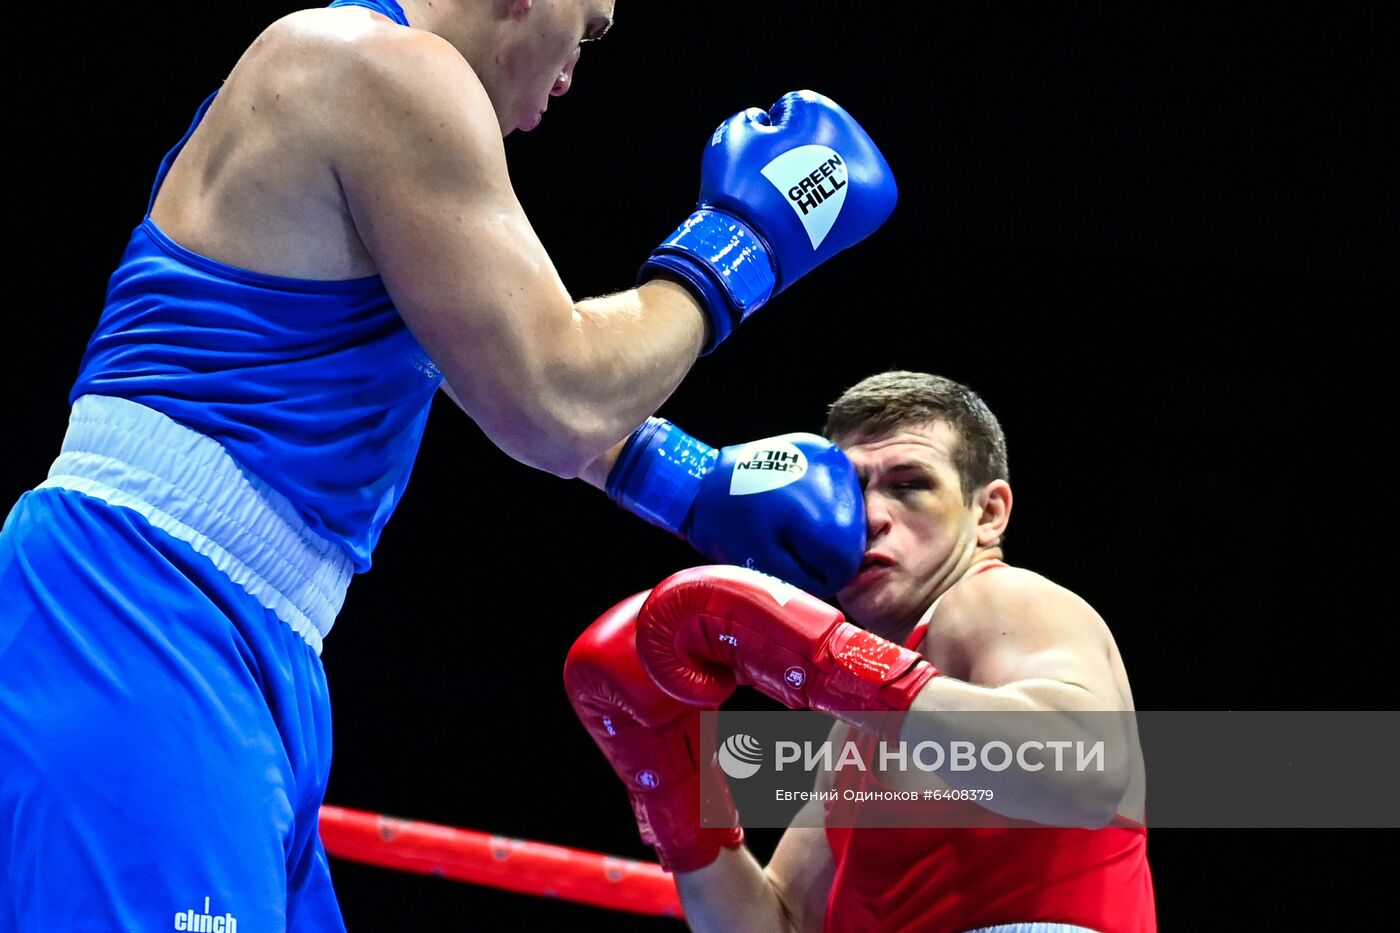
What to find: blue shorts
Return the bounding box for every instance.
[0,487,345,931]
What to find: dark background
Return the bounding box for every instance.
[11,0,1396,928]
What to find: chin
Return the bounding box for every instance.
[842,591,907,635]
[837,591,879,627]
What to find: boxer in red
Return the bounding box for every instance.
[567,371,1155,932]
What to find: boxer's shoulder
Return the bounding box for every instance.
[231,9,485,138]
[922,566,1110,678]
[934,564,1092,626]
[302,9,506,200]
[147,8,496,280]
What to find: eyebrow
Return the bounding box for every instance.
[855,461,937,483]
[883,461,936,474]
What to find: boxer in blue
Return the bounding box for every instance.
[0,1,897,929]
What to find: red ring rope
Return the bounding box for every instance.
[318,805,683,918]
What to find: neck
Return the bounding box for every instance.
[881,545,1007,645]
[399,0,495,62]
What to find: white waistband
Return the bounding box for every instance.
[38,395,352,654]
[968,918,1097,924]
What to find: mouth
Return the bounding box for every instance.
[859,553,895,571]
[844,553,895,591]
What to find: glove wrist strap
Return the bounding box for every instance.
[640,209,777,353]
[606,418,716,536]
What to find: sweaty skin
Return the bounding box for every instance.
[148,1,707,480]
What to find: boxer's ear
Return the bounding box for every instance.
[974,480,1012,546]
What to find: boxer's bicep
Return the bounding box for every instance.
[764,723,841,932]
[333,31,593,472]
[765,803,835,933]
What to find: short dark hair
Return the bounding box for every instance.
[824,371,1009,502]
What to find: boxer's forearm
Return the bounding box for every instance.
[540,278,706,477]
[875,676,1131,826]
[675,846,796,933]
[578,438,627,490]
[442,278,706,479]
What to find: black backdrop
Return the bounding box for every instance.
[9,1,1395,928]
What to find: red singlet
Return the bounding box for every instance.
[823,562,1156,932]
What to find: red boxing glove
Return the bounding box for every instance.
[563,591,744,873]
[635,566,940,727]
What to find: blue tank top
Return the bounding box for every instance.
[71,0,435,572]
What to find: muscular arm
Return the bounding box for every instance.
[577,436,628,490]
[334,27,706,478]
[439,385,623,489]
[881,568,1137,826]
[674,728,839,933]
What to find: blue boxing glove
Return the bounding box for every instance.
[643,90,897,353]
[606,418,865,596]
